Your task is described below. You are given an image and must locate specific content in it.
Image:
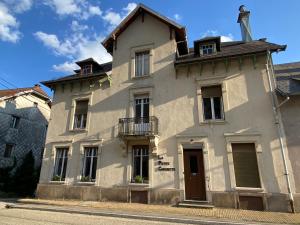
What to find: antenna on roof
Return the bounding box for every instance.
[237,5,252,42]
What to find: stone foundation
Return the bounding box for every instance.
[37,184,293,212]
[211,191,292,212]
[36,184,181,204]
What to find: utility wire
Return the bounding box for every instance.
[0,78,51,112]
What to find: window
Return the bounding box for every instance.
[10,116,20,128]
[200,44,214,55]
[135,96,149,123]
[135,51,150,77]
[73,100,88,129]
[132,146,149,183]
[231,143,261,188]
[52,148,68,181]
[81,65,92,75]
[4,144,13,158]
[201,85,224,120]
[81,147,98,182]
[189,155,198,173]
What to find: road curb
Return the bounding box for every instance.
[8,204,276,225]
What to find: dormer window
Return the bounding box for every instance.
[200,44,215,55]
[194,37,221,56]
[81,65,92,75]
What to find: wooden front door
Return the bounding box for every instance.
[183,149,206,200]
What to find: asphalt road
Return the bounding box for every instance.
[0,208,192,225]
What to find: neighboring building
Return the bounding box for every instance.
[275,62,300,209]
[0,84,51,168]
[38,4,296,212]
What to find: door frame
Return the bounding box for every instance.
[176,136,211,202]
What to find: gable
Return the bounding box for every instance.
[102,4,187,55]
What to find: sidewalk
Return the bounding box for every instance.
[2,198,300,224]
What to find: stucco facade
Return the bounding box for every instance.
[38,5,295,212]
[275,62,300,211]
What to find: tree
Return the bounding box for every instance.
[0,157,16,193]
[12,151,39,197]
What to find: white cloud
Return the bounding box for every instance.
[102,2,137,29]
[123,3,137,15]
[44,0,102,20]
[53,61,78,73]
[44,0,81,15]
[71,20,88,32]
[34,31,76,56]
[220,34,234,42]
[3,0,33,13]
[35,2,139,73]
[0,3,21,42]
[102,11,122,27]
[202,30,234,42]
[89,6,102,16]
[35,27,112,73]
[34,31,60,48]
[174,14,182,21]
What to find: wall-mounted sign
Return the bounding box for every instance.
[157,156,175,171]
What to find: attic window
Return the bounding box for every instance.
[200,44,215,55]
[81,65,92,75]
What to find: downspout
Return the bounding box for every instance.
[265,50,295,213]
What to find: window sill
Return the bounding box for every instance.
[132,74,152,80]
[234,187,264,192]
[200,120,226,125]
[128,183,150,191]
[70,128,87,133]
[49,181,65,184]
[77,181,95,186]
[128,182,149,187]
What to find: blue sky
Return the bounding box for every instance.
[0,0,299,96]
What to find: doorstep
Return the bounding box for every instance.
[177,200,214,209]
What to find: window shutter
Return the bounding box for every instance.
[231,143,261,188]
[201,86,222,98]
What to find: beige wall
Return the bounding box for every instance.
[279,95,300,193]
[39,12,293,206]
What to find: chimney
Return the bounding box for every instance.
[237,5,252,42]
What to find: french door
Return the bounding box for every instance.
[134,96,149,134]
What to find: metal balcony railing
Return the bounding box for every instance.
[118,116,158,136]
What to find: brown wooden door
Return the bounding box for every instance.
[183,149,206,200]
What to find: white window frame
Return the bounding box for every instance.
[82,64,92,75]
[134,96,149,118]
[53,148,69,182]
[135,51,150,77]
[132,146,149,184]
[74,114,87,129]
[200,44,215,55]
[81,147,98,182]
[202,96,224,121]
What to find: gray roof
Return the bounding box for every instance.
[41,61,112,87]
[175,40,286,65]
[274,62,300,96]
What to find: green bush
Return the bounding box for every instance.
[134,175,143,183]
[81,176,90,182]
[11,151,40,197]
[0,157,16,193]
[52,175,62,181]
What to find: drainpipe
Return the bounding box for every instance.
[265,51,295,213]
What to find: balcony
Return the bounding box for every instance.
[118,116,158,137]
